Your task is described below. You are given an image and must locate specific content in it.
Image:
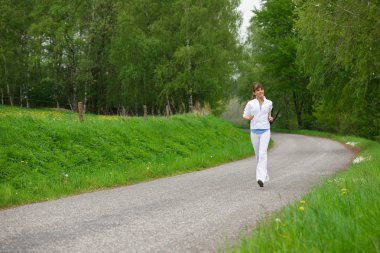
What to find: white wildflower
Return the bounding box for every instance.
[346,142,359,147]
[353,156,365,164]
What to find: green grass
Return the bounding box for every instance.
[229,130,380,253]
[0,105,253,208]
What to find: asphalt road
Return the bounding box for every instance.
[0,133,353,253]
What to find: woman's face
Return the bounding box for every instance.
[255,88,264,99]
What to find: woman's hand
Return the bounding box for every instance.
[268,116,273,123]
[243,115,254,121]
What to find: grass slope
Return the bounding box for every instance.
[0,106,253,208]
[230,130,380,253]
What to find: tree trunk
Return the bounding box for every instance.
[170,97,177,114]
[54,68,59,109]
[143,105,147,118]
[122,106,126,117]
[166,96,173,116]
[26,96,29,108]
[185,4,193,113]
[293,91,302,127]
[24,39,30,109]
[3,55,13,106]
[84,84,88,113]
[78,102,84,122]
[68,99,73,111]
[166,104,170,117]
[1,88,3,105]
[188,89,193,113]
[6,84,13,106]
[20,86,23,107]
[282,92,290,128]
[72,85,77,112]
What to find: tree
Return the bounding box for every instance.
[81,0,119,113]
[169,0,241,114]
[0,0,242,116]
[296,0,380,139]
[0,0,34,107]
[238,0,312,128]
[111,0,241,115]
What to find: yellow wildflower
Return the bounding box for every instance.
[299,206,305,211]
[341,188,348,195]
[300,200,305,204]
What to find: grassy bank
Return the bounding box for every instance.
[0,106,253,208]
[230,130,380,253]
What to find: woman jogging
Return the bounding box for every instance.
[243,83,273,187]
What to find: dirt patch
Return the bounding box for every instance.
[342,143,360,156]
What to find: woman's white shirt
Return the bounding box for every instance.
[243,97,273,129]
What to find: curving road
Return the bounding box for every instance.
[0,133,353,253]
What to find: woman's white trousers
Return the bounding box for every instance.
[250,130,270,182]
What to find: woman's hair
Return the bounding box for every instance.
[251,82,264,99]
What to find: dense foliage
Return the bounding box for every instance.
[239,0,379,140]
[2,0,379,139]
[238,0,312,130]
[296,0,380,140]
[0,0,241,115]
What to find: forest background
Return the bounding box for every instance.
[0,0,379,140]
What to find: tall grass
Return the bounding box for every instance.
[0,106,253,208]
[230,130,380,252]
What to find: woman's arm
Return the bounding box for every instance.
[242,102,253,121]
[268,112,273,122]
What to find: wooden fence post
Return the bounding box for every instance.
[143,105,147,118]
[78,102,84,122]
[165,104,170,118]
